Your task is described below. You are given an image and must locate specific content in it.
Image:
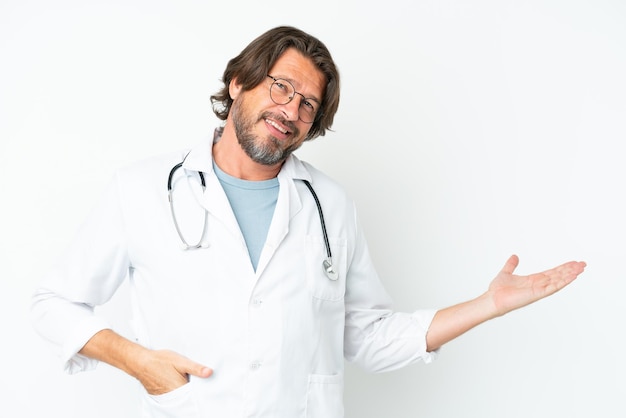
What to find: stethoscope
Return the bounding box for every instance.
[167,161,339,281]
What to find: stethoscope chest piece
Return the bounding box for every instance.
[323,258,339,281]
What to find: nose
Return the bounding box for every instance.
[280,95,302,122]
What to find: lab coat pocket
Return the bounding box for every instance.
[305,373,344,418]
[143,382,201,418]
[305,235,347,301]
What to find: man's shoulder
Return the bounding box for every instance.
[294,158,353,205]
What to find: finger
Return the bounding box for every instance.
[500,254,519,275]
[549,260,587,281]
[189,364,213,378]
[177,357,213,379]
[193,366,213,378]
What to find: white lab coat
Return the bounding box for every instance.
[31,136,437,418]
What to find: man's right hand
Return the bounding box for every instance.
[134,348,213,395]
[79,329,213,395]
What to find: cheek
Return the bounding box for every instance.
[298,123,313,139]
[290,135,308,149]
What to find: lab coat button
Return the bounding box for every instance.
[250,362,262,370]
[251,298,263,307]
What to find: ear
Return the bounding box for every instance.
[229,77,243,100]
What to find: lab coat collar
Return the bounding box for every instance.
[180,132,217,176]
[179,130,313,278]
[181,130,313,183]
[277,151,312,183]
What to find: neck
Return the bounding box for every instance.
[212,124,282,181]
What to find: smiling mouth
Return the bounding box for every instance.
[265,118,290,135]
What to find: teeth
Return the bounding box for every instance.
[266,119,288,134]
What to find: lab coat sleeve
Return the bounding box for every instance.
[31,173,131,374]
[343,206,439,373]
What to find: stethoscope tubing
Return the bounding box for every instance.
[302,179,338,280]
[167,162,208,250]
[167,161,338,280]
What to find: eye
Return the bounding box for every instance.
[302,99,317,113]
[274,81,290,94]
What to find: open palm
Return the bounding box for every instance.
[489,255,587,316]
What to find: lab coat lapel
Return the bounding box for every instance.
[254,155,311,276]
[182,137,245,245]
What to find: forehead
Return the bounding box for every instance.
[269,48,326,101]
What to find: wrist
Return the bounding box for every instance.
[476,290,502,320]
[80,329,151,380]
[118,339,152,380]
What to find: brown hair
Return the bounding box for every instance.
[210,26,340,140]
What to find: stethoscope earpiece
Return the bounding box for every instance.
[180,242,209,251]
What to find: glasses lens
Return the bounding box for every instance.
[269,78,318,124]
[298,102,317,123]
[269,79,293,105]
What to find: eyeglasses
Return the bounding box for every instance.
[267,75,320,124]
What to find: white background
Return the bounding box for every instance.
[2,0,624,417]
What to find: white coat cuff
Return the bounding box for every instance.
[410,308,440,364]
[62,316,111,374]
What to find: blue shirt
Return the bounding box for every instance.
[213,162,279,270]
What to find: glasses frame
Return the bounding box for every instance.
[266,75,321,124]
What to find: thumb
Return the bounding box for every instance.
[192,365,213,378]
[178,357,213,379]
[501,254,520,275]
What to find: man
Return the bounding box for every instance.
[31,26,586,418]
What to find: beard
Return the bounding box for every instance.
[231,95,303,166]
